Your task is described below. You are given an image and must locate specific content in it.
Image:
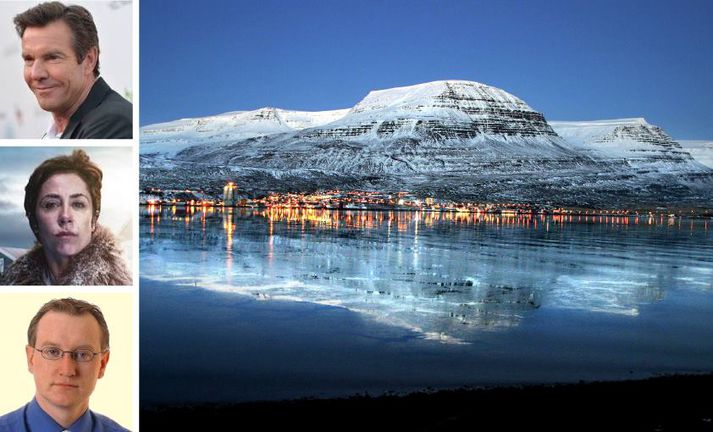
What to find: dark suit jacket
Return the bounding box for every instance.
[61,77,133,139]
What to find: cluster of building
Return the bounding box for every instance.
[139,183,670,217]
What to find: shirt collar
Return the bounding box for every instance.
[27,398,93,432]
[43,120,63,139]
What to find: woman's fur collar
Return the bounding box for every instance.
[2,225,132,285]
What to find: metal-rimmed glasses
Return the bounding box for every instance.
[33,346,107,362]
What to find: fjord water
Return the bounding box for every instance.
[140,207,713,404]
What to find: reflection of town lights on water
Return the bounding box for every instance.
[147,204,157,238]
[247,208,666,232]
[142,206,696,235]
[223,208,235,244]
[223,208,234,282]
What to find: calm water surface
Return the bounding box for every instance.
[140,207,713,403]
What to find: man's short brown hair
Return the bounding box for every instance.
[27,298,110,350]
[14,1,100,77]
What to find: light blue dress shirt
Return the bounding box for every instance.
[0,398,128,432]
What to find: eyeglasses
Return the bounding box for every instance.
[33,346,107,363]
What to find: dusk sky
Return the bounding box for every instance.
[140,0,713,139]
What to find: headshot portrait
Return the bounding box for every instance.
[0,294,133,431]
[0,1,132,139]
[0,147,133,285]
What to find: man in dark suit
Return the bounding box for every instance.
[14,2,132,139]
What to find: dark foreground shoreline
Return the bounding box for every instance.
[142,373,713,431]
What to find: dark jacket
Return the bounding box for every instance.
[61,77,133,139]
[1,225,132,285]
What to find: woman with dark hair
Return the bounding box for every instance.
[2,149,131,285]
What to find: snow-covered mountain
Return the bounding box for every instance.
[145,81,588,173]
[141,107,350,157]
[550,118,700,169]
[140,80,713,208]
[306,80,558,139]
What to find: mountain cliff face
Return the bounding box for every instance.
[550,118,699,168]
[305,80,558,140]
[140,80,713,208]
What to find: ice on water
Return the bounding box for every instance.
[141,207,713,343]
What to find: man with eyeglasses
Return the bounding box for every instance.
[0,298,128,431]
